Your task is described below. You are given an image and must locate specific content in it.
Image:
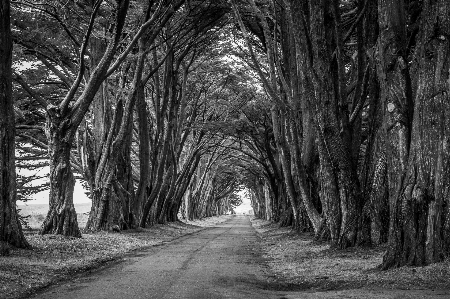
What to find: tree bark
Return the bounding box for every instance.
[264,181,272,220]
[134,82,150,222]
[271,107,300,225]
[41,113,81,237]
[377,0,414,268]
[290,113,323,234]
[167,152,201,222]
[304,1,361,248]
[381,0,450,268]
[0,0,30,254]
[283,0,362,247]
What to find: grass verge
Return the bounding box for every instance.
[0,215,230,299]
[251,218,450,293]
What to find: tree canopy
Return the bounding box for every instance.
[1,0,449,270]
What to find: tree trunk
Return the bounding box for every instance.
[85,100,122,231]
[86,90,137,231]
[134,82,150,222]
[115,117,135,228]
[357,0,384,245]
[158,164,178,224]
[317,136,341,245]
[0,0,30,254]
[80,35,112,230]
[377,0,414,268]
[264,181,271,221]
[381,0,450,268]
[140,48,176,226]
[368,142,389,245]
[41,120,81,237]
[167,152,201,222]
[271,107,299,224]
[290,114,323,234]
[286,0,362,247]
[86,37,152,231]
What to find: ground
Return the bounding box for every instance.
[0,213,229,299]
[26,216,274,299]
[1,215,449,299]
[252,218,450,298]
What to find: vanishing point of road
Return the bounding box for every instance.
[30,216,291,299]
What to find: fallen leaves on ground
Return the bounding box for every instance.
[0,215,230,299]
[251,218,450,292]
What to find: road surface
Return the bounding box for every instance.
[29,216,450,299]
[30,216,293,299]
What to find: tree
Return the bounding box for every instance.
[138,5,231,226]
[82,1,186,231]
[9,0,450,271]
[12,0,188,236]
[380,0,450,269]
[39,0,131,237]
[0,0,30,255]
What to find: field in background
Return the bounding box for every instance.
[17,203,91,229]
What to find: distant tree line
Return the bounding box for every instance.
[1,0,449,271]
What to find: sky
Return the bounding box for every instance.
[234,189,253,214]
[18,180,90,205]
[19,178,254,216]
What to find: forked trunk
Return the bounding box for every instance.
[85,99,135,231]
[40,1,130,236]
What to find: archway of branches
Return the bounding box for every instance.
[12,1,272,231]
[7,0,450,268]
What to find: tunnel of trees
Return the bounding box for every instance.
[1,0,449,269]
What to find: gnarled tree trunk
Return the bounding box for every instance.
[381,0,450,268]
[41,112,81,237]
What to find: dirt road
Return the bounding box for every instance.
[29,216,450,299]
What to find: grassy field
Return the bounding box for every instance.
[17,203,91,229]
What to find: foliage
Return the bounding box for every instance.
[5,0,450,272]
